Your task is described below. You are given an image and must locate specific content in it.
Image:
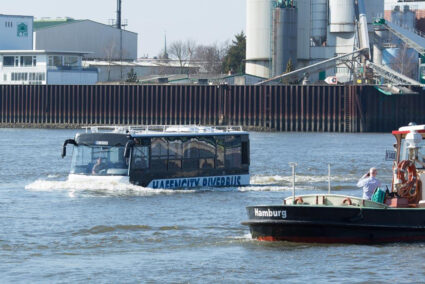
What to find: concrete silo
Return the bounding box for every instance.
[272,4,297,76]
[311,0,328,46]
[329,0,355,33]
[246,0,273,78]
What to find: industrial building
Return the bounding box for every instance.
[0,14,99,85]
[0,14,33,50]
[246,0,385,82]
[33,18,138,61]
[84,59,201,82]
[385,0,425,32]
[0,50,98,85]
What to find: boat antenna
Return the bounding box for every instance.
[328,164,332,194]
[289,162,298,204]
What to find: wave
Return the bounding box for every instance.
[25,179,196,196]
[250,174,357,185]
[74,225,153,235]
[25,173,359,196]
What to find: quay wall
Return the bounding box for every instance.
[0,84,424,132]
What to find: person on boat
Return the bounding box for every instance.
[357,167,381,200]
[92,157,107,174]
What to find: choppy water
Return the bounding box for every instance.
[1,129,425,283]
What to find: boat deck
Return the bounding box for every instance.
[284,194,388,209]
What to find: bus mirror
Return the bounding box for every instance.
[62,139,77,158]
[62,146,66,158]
[124,140,135,158]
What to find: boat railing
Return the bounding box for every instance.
[83,125,244,134]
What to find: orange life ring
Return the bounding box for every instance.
[342,198,352,205]
[294,197,304,204]
[396,160,419,203]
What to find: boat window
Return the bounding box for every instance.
[151,138,168,171]
[242,141,249,165]
[131,146,149,170]
[200,158,215,169]
[225,136,241,168]
[199,137,215,158]
[184,137,200,159]
[168,137,182,170]
[400,139,425,169]
[216,137,225,168]
[168,159,182,170]
[71,145,128,176]
[418,143,425,169]
[151,138,168,157]
[168,138,183,158]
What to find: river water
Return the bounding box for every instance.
[1,129,424,283]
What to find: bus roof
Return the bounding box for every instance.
[83,125,249,137]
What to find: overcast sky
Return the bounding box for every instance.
[2,0,246,58]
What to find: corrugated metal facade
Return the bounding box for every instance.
[34,20,137,60]
[0,84,424,132]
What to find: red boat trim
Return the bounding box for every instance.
[392,130,425,135]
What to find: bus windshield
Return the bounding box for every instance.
[70,145,128,176]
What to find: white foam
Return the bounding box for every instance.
[250,174,356,185]
[25,179,196,196]
[25,173,357,196]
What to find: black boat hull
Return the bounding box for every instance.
[242,205,425,244]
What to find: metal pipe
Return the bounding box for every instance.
[289,162,297,203]
[328,164,331,194]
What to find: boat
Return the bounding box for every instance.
[242,123,425,244]
[62,125,250,189]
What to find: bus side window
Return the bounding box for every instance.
[168,137,183,170]
[199,137,215,169]
[151,138,168,171]
[183,137,199,169]
[216,137,225,169]
[131,146,149,170]
[225,136,241,168]
[241,136,250,165]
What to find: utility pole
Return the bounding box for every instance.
[117,0,123,82]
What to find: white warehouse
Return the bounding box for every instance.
[0,14,33,50]
[0,50,98,85]
[33,18,138,61]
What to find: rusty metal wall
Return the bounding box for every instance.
[0,84,422,132]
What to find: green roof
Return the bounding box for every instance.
[34,19,82,30]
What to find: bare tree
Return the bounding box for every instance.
[193,42,228,74]
[104,40,117,82]
[169,40,189,74]
[169,39,197,75]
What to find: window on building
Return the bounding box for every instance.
[3,74,7,81]
[32,56,37,67]
[3,56,14,67]
[14,56,19,67]
[20,56,33,67]
[11,72,31,82]
[48,56,63,67]
[28,72,45,82]
[64,56,79,66]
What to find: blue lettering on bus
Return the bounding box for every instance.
[150,175,244,189]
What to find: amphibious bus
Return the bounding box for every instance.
[62,126,250,189]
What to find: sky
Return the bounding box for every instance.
[2,0,246,58]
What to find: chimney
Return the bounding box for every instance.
[116,0,122,29]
